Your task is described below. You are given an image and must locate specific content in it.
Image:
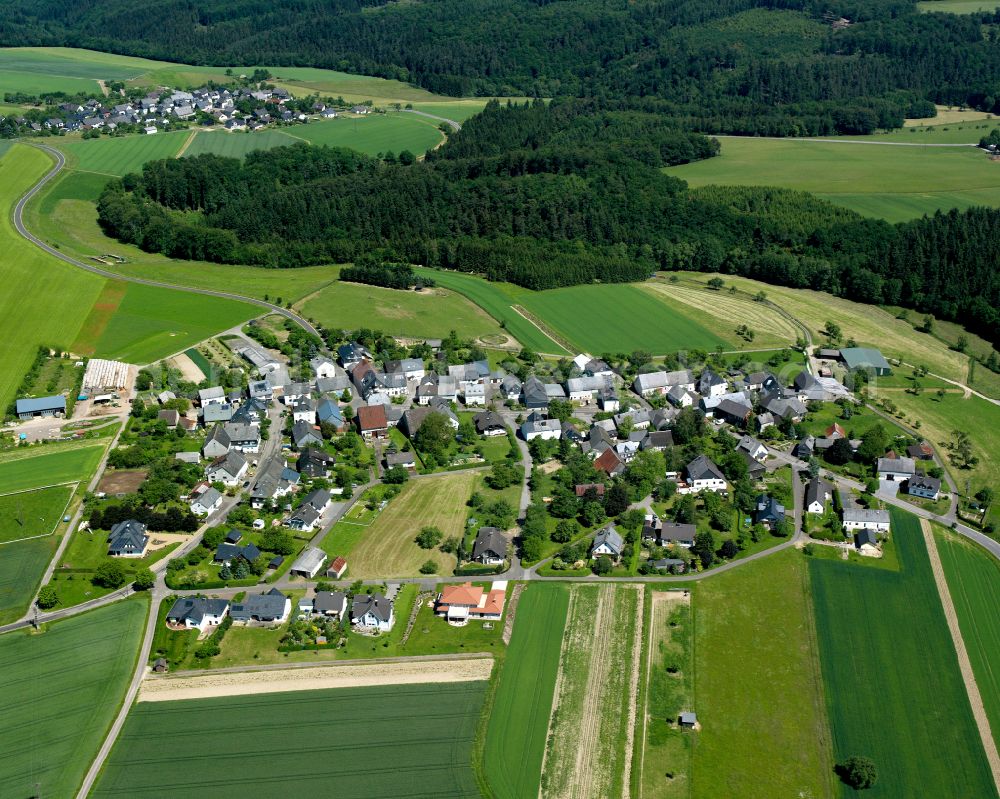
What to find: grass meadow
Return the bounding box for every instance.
[339,472,476,577]
[484,583,569,799]
[692,548,835,799]
[0,484,74,544]
[934,526,1000,740]
[519,284,730,355]
[299,280,506,340]
[292,113,446,155]
[0,597,147,798]
[55,131,188,176]
[0,145,107,410]
[668,137,1000,222]
[0,445,104,492]
[181,128,300,159]
[918,0,1000,10]
[541,584,643,798]
[93,681,486,798]
[809,509,997,798]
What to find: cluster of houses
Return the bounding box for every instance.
[2,84,363,136]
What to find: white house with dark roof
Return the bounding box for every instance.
[190,486,223,516]
[877,457,915,482]
[107,519,149,557]
[472,526,507,564]
[842,508,890,532]
[591,524,624,560]
[352,593,395,631]
[166,598,229,632]
[680,455,727,494]
[205,450,248,486]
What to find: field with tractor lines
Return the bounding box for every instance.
[541,583,644,799]
[0,484,74,544]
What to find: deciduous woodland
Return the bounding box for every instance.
[97,100,1000,343]
[5,0,1000,134]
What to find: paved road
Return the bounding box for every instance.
[402,108,462,132]
[14,143,323,340]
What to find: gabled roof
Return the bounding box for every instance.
[15,395,66,414]
[313,591,347,614]
[208,450,247,477]
[473,410,506,433]
[686,454,725,482]
[593,448,624,475]
[108,519,148,553]
[473,527,507,559]
[292,420,322,446]
[357,404,388,431]
[805,478,832,506]
[352,593,393,623]
[167,597,229,625]
[592,524,624,555]
[877,456,915,474]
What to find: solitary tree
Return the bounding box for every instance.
[837,756,878,789]
[36,586,59,609]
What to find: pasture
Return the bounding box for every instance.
[692,548,834,799]
[291,113,446,156]
[0,445,104,493]
[343,472,476,577]
[918,0,1000,11]
[412,267,567,354]
[299,280,506,341]
[484,583,570,799]
[181,128,300,159]
[55,131,187,176]
[519,283,730,355]
[91,682,486,798]
[542,583,643,798]
[0,145,107,411]
[0,598,147,798]
[809,509,996,798]
[934,527,1000,741]
[0,484,74,544]
[82,282,257,364]
[668,137,1000,222]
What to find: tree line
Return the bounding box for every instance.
[96,100,1000,344]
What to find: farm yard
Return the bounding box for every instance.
[541,584,643,799]
[91,681,487,798]
[0,484,74,544]
[0,598,147,798]
[484,583,569,799]
[934,526,1000,747]
[299,280,508,342]
[809,509,997,798]
[639,591,694,799]
[519,284,730,355]
[333,472,476,578]
[668,137,1000,222]
[692,549,834,799]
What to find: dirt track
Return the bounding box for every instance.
[920,519,1000,793]
[139,656,494,702]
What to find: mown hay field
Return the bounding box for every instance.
[541,584,644,799]
[0,598,147,797]
[181,129,300,159]
[346,472,476,578]
[484,583,569,799]
[692,548,834,799]
[92,681,486,798]
[934,526,1000,742]
[55,131,188,176]
[299,280,506,341]
[810,509,997,798]
[291,113,446,156]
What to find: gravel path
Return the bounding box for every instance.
[920,519,1000,793]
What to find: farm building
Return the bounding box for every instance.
[289,546,328,578]
[15,395,66,419]
[842,508,891,533]
[679,712,697,728]
[877,457,916,482]
[854,529,881,557]
[326,556,348,579]
[82,359,131,392]
[839,347,892,376]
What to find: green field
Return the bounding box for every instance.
[0,598,147,798]
[935,527,1000,740]
[182,128,300,159]
[299,280,507,340]
[0,145,107,410]
[0,485,74,544]
[484,583,569,798]
[668,138,1000,222]
[407,268,562,354]
[864,121,997,144]
[92,681,486,798]
[918,0,1000,10]
[87,282,258,364]
[519,283,731,355]
[409,102,490,123]
[292,113,446,155]
[55,131,188,176]
[0,445,104,493]
[0,536,58,624]
[810,509,997,798]
[692,548,834,798]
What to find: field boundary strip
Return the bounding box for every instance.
[0,481,77,546]
[138,655,495,702]
[921,519,1000,792]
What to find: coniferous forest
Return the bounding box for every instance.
[97,100,1000,344]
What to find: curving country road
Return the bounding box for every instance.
[13,143,324,340]
[402,108,462,132]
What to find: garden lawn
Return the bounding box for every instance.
[299,280,506,340]
[0,145,107,411]
[668,137,1000,222]
[0,484,74,544]
[91,681,486,798]
[934,526,1000,744]
[85,282,258,364]
[345,472,476,577]
[809,508,996,798]
[290,113,445,155]
[519,283,729,355]
[484,583,569,799]
[181,129,300,159]
[411,267,568,354]
[55,131,188,176]
[0,445,104,492]
[692,548,834,799]
[0,597,147,798]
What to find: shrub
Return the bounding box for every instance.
[419,559,438,574]
[93,560,128,589]
[415,525,443,549]
[36,586,59,609]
